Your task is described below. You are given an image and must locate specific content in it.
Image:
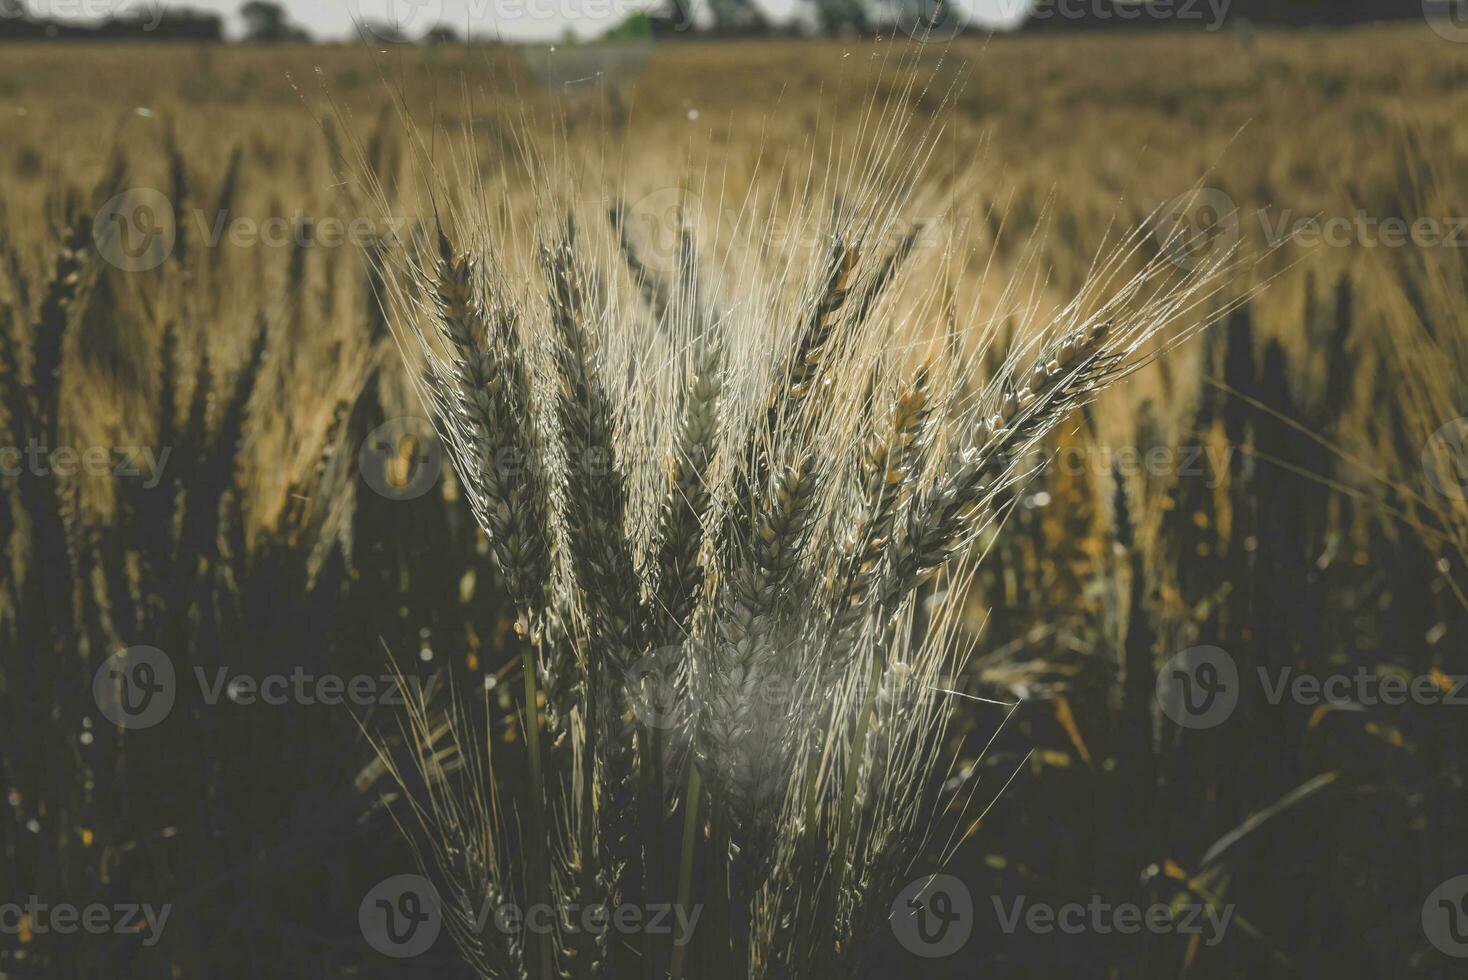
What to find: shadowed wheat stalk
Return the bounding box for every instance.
[343,64,1245,979]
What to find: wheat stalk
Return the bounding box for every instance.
[352,81,1242,979]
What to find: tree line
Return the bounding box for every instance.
[0,0,1438,45]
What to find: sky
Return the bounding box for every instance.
[23,0,1030,42]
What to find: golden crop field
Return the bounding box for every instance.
[1,25,1466,980]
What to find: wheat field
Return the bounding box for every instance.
[1,24,1466,980]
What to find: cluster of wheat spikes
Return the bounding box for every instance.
[353,86,1240,976]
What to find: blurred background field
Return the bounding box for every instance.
[2,22,1467,979]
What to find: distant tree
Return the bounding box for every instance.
[98,8,225,40]
[889,0,958,34]
[604,11,655,40]
[241,0,309,42]
[1229,0,1421,25]
[605,1,692,37]
[241,1,283,39]
[803,0,870,35]
[666,0,695,30]
[1022,0,1423,30]
[707,0,768,34]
